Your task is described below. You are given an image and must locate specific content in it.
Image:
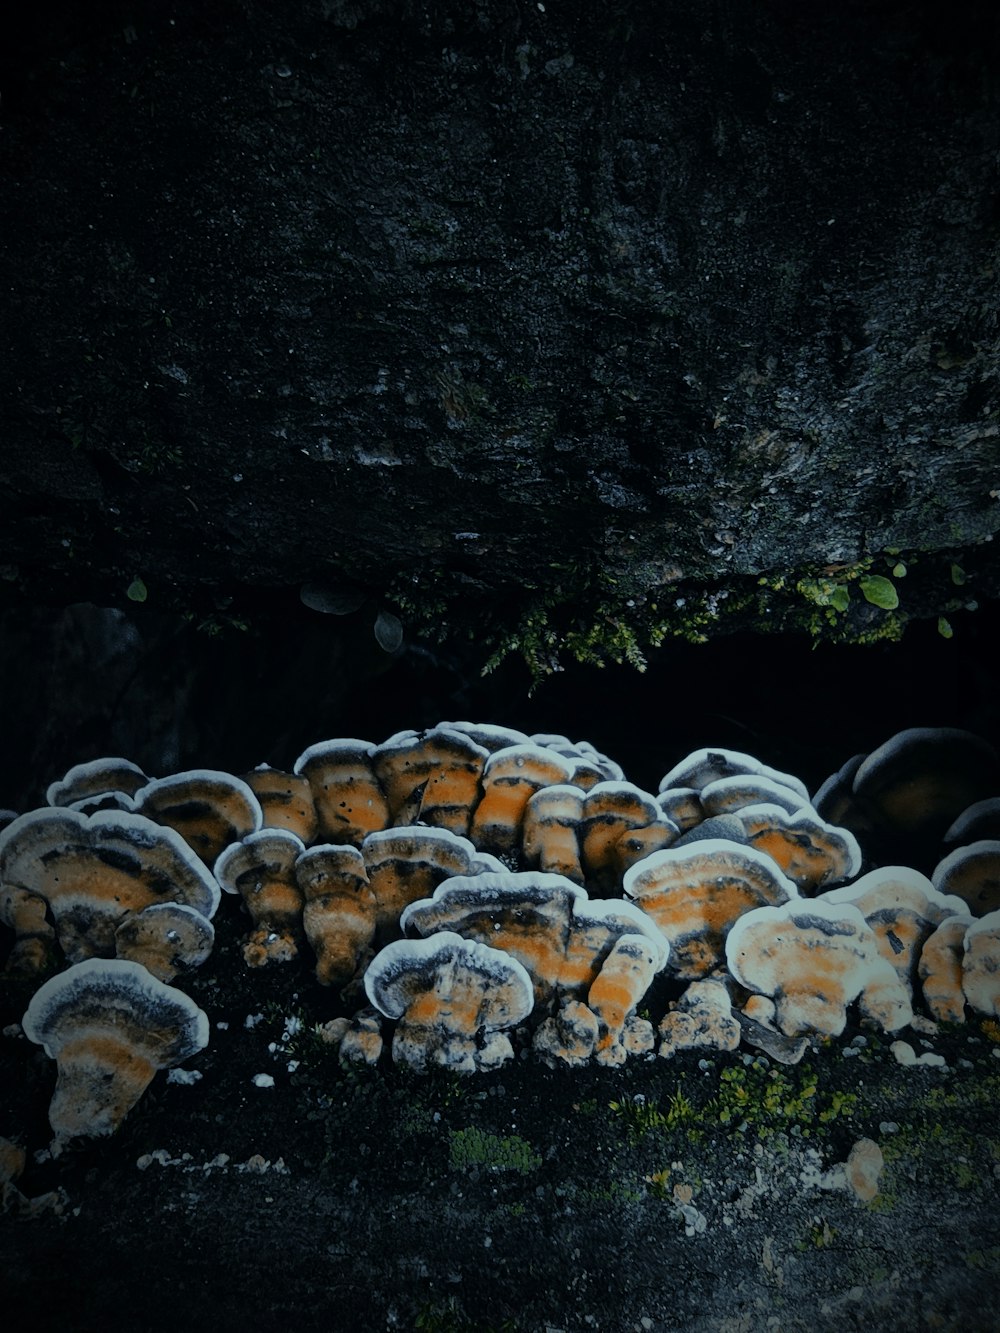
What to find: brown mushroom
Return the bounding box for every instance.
[293,739,390,845]
[215,829,307,967]
[21,958,209,1143]
[133,770,263,863]
[364,932,533,1073]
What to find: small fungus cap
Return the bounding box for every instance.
[132,770,264,861]
[22,957,210,1065]
[364,931,534,1029]
[701,774,809,818]
[46,758,149,809]
[658,748,809,801]
[214,828,307,895]
[114,902,215,980]
[932,840,1000,916]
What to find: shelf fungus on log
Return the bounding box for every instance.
[21,958,209,1144]
[700,774,810,819]
[371,727,489,835]
[658,977,742,1058]
[656,788,705,834]
[522,784,586,883]
[917,913,975,1023]
[0,808,221,963]
[823,866,967,1000]
[215,828,307,967]
[241,766,319,843]
[295,843,376,988]
[823,728,1000,871]
[658,748,810,805]
[113,902,215,982]
[401,870,668,1065]
[725,899,913,1038]
[293,739,390,845]
[364,932,534,1073]
[578,781,661,891]
[623,839,799,980]
[961,910,1000,1017]
[133,770,263,864]
[932,839,1000,916]
[361,825,480,944]
[46,758,150,809]
[0,883,60,977]
[734,804,862,894]
[468,744,576,855]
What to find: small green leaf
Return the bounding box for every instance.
[950,563,966,586]
[126,577,147,603]
[859,575,899,610]
[891,562,907,578]
[829,584,850,612]
[938,617,954,639]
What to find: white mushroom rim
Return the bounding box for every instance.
[21,957,210,1062]
[364,932,535,1027]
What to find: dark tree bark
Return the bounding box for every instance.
[2,0,999,668]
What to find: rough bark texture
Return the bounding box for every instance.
[2,0,999,666]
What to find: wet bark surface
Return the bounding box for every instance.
[2,0,999,657]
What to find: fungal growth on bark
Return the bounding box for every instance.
[21,958,209,1144]
[623,840,799,979]
[364,932,534,1073]
[0,807,220,963]
[133,770,264,864]
[725,899,913,1038]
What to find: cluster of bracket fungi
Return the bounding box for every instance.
[2,721,1000,1149]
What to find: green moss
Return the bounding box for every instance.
[609,1087,699,1140]
[710,1059,858,1140]
[448,1127,542,1175]
[390,543,965,682]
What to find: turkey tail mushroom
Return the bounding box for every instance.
[21,959,209,1145]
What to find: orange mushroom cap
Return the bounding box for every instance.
[21,958,209,1142]
[133,770,263,863]
[293,739,390,845]
[0,807,220,963]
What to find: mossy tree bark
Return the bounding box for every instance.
[2,0,998,669]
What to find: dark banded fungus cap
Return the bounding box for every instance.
[0,808,220,963]
[215,829,307,967]
[295,843,376,988]
[46,758,149,809]
[21,958,209,1142]
[623,839,798,980]
[725,899,912,1038]
[113,902,215,983]
[361,826,479,943]
[658,748,809,803]
[133,770,263,864]
[364,931,533,1073]
[242,766,318,844]
[823,866,966,998]
[293,739,389,845]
